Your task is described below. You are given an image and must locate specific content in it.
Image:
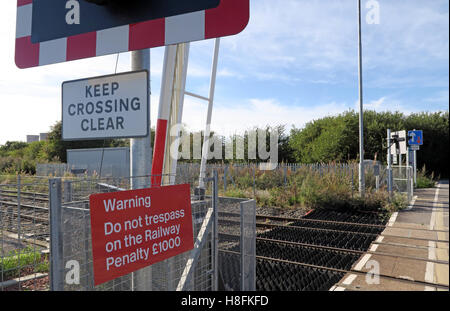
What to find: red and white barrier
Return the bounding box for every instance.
[15,0,249,69]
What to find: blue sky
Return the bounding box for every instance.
[0,0,448,145]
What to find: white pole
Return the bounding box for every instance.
[169,43,190,186]
[357,0,365,198]
[130,49,152,291]
[198,38,221,189]
[151,45,178,186]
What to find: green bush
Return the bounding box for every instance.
[415,166,436,189]
[0,247,47,280]
[219,164,402,214]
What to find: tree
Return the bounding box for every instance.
[46,121,130,162]
[288,110,449,177]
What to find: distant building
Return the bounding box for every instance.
[26,133,48,143]
[67,147,130,178]
[26,135,39,143]
[39,133,48,141]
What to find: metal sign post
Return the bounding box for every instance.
[357,0,365,198]
[387,129,393,198]
[408,129,423,186]
[198,38,221,190]
[130,49,152,291]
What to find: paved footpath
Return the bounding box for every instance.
[331,181,449,291]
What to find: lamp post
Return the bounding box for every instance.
[357,0,365,198]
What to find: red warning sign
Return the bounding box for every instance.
[89,184,194,286]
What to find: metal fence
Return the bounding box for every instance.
[37,162,396,199]
[392,165,414,202]
[0,176,50,291]
[49,176,214,291]
[36,163,128,178]
[0,171,255,291]
[0,173,256,291]
[216,197,256,291]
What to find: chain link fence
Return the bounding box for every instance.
[0,176,51,291]
[0,171,256,291]
[49,175,215,291]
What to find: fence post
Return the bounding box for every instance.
[407,166,411,203]
[17,175,21,245]
[224,165,228,193]
[63,180,72,203]
[212,170,219,291]
[351,167,354,198]
[253,166,256,198]
[49,178,63,291]
[240,200,256,291]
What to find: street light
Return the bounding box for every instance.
[357,0,365,198]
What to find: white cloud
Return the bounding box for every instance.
[0,0,448,146]
[180,97,348,137]
[366,97,387,110]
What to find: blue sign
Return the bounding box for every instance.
[31,0,220,43]
[408,130,423,146]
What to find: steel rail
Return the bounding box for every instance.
[219,211,387,228]
[219,249,450,290]
[219,232,365,255]
[0,200,49,212]
[219,218,380,237]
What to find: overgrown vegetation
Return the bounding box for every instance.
[0,110,444,213]
[219,165,406,214]
[415,166,437,189]
[0,122,130,174]
[289,110,448,178]
[1,110,447,178]
[0,247,49,281]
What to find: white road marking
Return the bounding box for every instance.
[406,195,418,210]
[429,186,440,231]
[354,254,372,271]
[388,212,398,227]
[370,244,379,252]
[342,274,357,285]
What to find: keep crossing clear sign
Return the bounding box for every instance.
[62,70,149,141]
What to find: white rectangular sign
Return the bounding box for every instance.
[62,70,149,141]
[390,130,407,155]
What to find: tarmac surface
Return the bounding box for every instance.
[330,180,449,291]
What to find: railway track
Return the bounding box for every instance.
[0,189,408,291]
[0,191,50,242]
[219,208,391,291]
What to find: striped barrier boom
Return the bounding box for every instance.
[15,0,249,69]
